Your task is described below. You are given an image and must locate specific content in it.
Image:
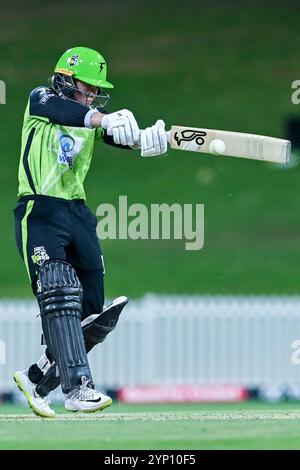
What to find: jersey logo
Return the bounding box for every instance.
[38,87,55,105]
[58,134,76,168]
[31,246,50,266]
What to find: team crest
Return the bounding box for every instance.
[68,54,79,67]
[31,246,50,266]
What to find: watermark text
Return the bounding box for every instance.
[0,340,6,365]
[0,80,6,104]
[96,196,204,251]
[291,339,300,364]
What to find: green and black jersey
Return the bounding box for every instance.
[18,86,119,201]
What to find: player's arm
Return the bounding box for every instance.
[29,87,94,127]
[29,87,140,147]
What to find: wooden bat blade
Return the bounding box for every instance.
[169,126,291,164]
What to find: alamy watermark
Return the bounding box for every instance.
[96,196,204,251]
[291,80,300,104]
[0,340,6,365]
[291,339,300,365]
[0,80,6,104]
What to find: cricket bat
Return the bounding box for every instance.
[167,126,291,164]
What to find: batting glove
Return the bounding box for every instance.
[140,119,168,157]
[101,109,140,147]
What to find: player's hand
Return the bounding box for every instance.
[101,109,140,147]
[140,119,168,157]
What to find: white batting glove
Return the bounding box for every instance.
[140,119,168,157]
[101,109,140,147]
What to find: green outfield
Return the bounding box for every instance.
[1,402,300,449]
[1,0,300,297]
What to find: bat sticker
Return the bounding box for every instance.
[174,129,207,146]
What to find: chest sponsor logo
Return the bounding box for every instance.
[56,130,84,170]
[58,133,76,167]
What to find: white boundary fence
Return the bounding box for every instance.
[0,295,300,392]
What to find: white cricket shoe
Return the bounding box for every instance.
[13,369,55,418]
[65,376,112,413]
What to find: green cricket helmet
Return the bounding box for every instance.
[54,46,114,89]
[52,46,113,108]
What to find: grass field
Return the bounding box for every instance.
[1,0,300,297]
[1,401,300,450]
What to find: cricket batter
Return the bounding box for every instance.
[13,46,168,417]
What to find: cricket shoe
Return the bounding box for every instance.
[65,376,112,413]
[13,369,55,418]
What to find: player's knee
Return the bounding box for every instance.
[37,260,82,317]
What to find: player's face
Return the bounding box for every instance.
[74,80,98,107]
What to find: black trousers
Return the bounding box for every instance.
[14,195,105,319]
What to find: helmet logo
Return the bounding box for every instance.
[99,62,105,72]
[68,54,79,67]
